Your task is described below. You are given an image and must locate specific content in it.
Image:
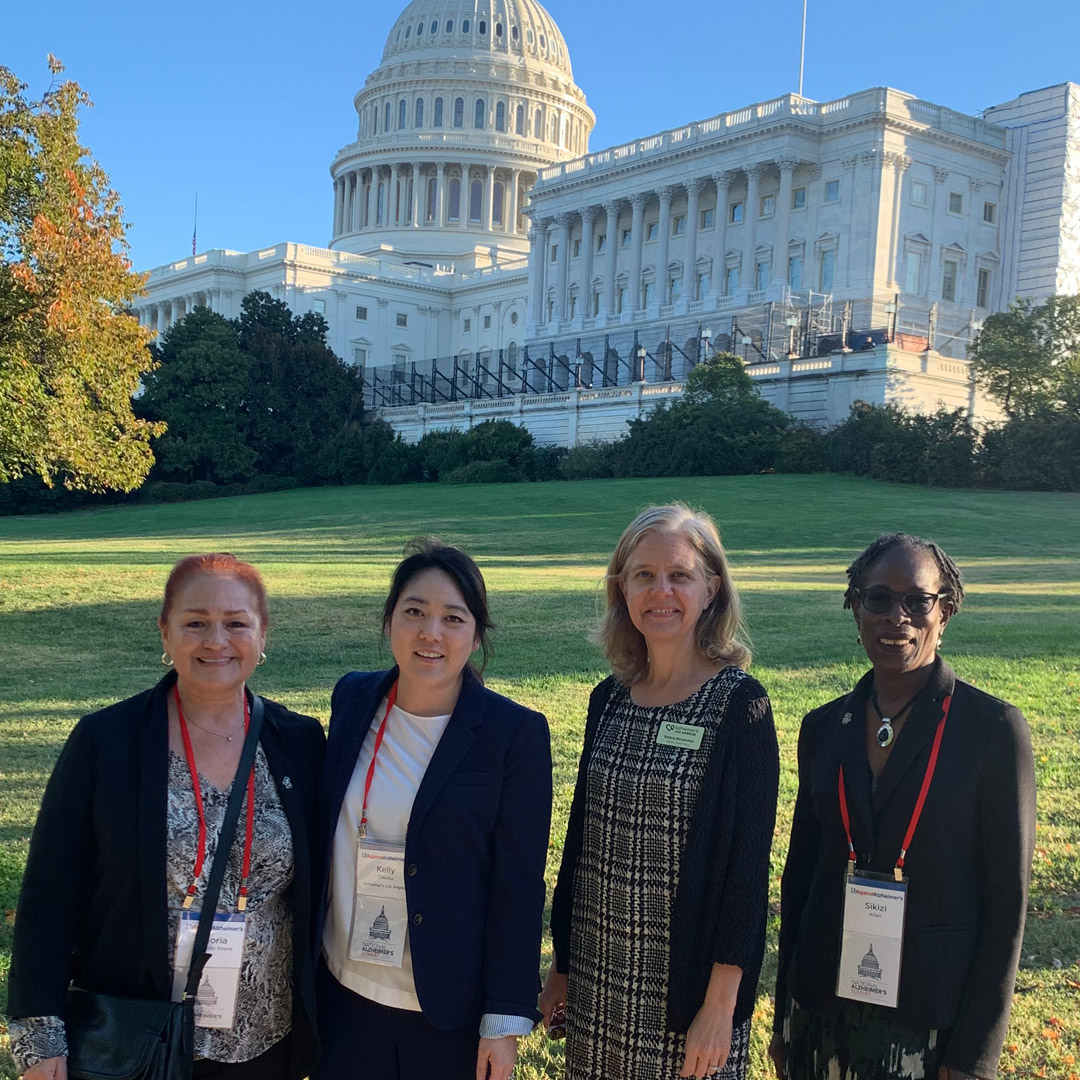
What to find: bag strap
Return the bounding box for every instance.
[182,694,265,1000]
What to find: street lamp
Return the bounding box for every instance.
[883,295,898,342]
[701,326,713,362]
[741,335,753,363]
[633,343,647,382]
[785,314,800,357]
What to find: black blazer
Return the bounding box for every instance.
[550,669,780,1032]
[8,671,325,1080]
[774,658,1036,1079]
[316,667,552,1031]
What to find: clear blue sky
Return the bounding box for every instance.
[7,0,1078,272]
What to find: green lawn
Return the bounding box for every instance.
[1,475,1078,1079]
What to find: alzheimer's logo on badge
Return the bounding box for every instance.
[368,905,392,941]
[857,944,883,980]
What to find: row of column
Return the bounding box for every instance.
[137,288,233,336]
[528,158,809,324]
[333,162,532,237]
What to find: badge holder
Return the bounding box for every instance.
[835,867,907,1008]
[348,834,409,968]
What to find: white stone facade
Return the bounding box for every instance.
[136,0,1079,445]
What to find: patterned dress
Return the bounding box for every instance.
[566,671,752,1080]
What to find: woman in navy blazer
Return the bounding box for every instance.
[315,539,552,1080]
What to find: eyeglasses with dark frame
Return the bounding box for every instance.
[854,587,949,617]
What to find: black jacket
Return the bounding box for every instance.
[8,671,325,1080]
[550,670,780,1031]
[774,658,1036,1079]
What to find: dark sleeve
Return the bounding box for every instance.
[774,711,824,1035]
[709,682,780,970]
[941,705,1036,1078]
[8,717,98,1019]
[550,677,613,974]
[481,710,553,1020]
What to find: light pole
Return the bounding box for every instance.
[785,314,800,357]
[701,326,713,363]
[634,343,647,382]
[741,335,753,363]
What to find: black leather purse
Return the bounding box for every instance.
[65,696,265,1080]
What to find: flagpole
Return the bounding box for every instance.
[192,193,198,256]
[798,0,807,96]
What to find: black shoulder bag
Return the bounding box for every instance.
[65,695,265,1080]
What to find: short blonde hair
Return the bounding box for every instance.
[595,504,751,684]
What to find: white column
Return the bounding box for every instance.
[390,163,400,225]
[333,176,344,237]
[412,163,422,227]
[156,305,166,337]
[603,199,620,314]
[364,170,374,230]
[683,178,703,298]
[508,169,521,234]
[529,220,549,324]
[629,192,648,310]
[580,206,596,312]
[774,158,798,285]
[964,177,983,304]
[484,166,496,232]
[745,164,764,286]
[655,186,675,304]
[436,162,446,225]
[553,212,571,320]
[712,171,733,292]
[459,167,470,229]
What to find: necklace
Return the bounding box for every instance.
[869,687,920,748]
[182,713,245,742]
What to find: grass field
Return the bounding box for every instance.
[0,474,1078,1079]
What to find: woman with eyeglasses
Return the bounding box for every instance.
[769,533,1035,1080]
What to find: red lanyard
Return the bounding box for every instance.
[838,694,952,881]
[176,687,257,912]
[359,681,399,839]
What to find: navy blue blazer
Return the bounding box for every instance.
[317,666,552,1031]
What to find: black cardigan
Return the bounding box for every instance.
[8,672,326,1080]
[774,659,1036,1079]
[550,670,780,1031]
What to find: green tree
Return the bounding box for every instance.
[968,295,1080,418]
[0,57,162,491]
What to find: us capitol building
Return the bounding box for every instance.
[136,0,1080,445]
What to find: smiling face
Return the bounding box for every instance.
[387,567,479,702]
[620,530,719,651]
[853,547,952,677]
[159,573,266,700]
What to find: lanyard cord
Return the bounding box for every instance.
[838,694,952,881]
[360,681,399,839]
[176,686,257,911]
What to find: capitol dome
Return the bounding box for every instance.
[328,0,593,264]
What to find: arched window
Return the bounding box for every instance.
[398,99,406,130]
[506,341,518,373]
[515,104,525,135]
[469,179,483,223]
[376,182,385,225]
[495,22,503,37]
[462,18,470,32]
[427,178,437,222]
[384,101,391,132]
[445,19,453,32]
[493,182,505,226]
[533,110,542,138]
[416,19,424,36]
[559,114,568,147]
[372,105,378,135]
[449,178,461,221]
[453,97,464,127]
[549,114,557,143]
[433,97,444,126]
[415,98,424,127]
[474,98,486,129]
[478,19,487,34]
[495,101,506,132]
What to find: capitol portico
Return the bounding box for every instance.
[137,0,1080,446]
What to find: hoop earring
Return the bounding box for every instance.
[257,651,267,666]
[161,652,173,667]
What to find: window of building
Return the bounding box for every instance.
[431,20,437,33]
[903,250,922,293]
[760,194,775,218]
[462,18,470,31]
[493,182,504,226]
[788,255,802,290]
[792,187,806,210]
[376,182,385,224]
[948,191,964,215]
[596,233,607,253]
[546,297,554,322]
[700,207,715,230]
[399,99,407,129]
[729,201,744,224]
[506,341,518,370]
[820,249,836,291]
[550,244,558,262]
[568,293,577,319]
[495,101,506,132]
[983,201,997,224]
[474,99,486,129]
[572,238,581,257]
[696,270,711,299]
[405,24,411,37]
[593,290,601,316]
[617,286,628,313]
[312,298,325,314]
[621,227,632,247]
[672,214,686,235]
[483,315,492,329]
[515,104,525,135]
[446,19,453,31]
[478,19,487,34]
[415,98,424,127]
[533,110,542,138]
[942,259,958,302]
[463,317,471,333]
[448,178,461,221]
[453,97,464,127]
[353,346,367,367]
[725,266,739,294]
[469,179,483,222]
[977,267,991,308]
[356,305,368,321]
[756,260,770,290]
[427,178,436,221]
[384,101,391,131]
[646,221,659,242]
[392,351,407,381]
[434,97,444,126]
[396,312,408,328]
[911,180,928,207]
[416,19,423,36]
[643,281,655,307]
[669,277,682,303]
[823,179,840,203]
[510,310,519,325]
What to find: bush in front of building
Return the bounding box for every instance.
[978,413,1080,491]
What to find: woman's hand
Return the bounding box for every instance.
[476,1035,518,1080]
[538,965,569,1032]
[24,1058,68,1080]
[768,1032,785,1079]
[680,1001,732,1079]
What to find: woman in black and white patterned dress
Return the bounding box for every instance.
[541,505,779,1080]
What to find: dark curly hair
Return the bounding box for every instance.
[843,533,964,613]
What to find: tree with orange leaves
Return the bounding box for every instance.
[0,56,163,491]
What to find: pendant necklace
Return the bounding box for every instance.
[183,714,245,742]
[869,687,920,748]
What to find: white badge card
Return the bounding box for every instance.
[655,722,704,750]
[172,911,247,1029]
[349,838,409,968]
[836,872,907,1008]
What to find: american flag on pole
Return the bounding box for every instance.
[192,193,198,255]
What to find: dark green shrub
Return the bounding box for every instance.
[443,459,524,484]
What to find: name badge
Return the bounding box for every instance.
[172,910,247,1029]
[835,872,907,1008]
[655,721,704,750]
[349,837,409,968]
